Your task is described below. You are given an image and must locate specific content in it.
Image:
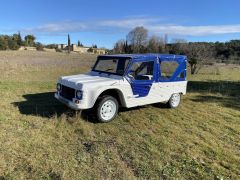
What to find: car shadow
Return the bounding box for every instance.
[12,92,167,123]
[188,80,240,110]
[12,92,74,118]
[12,92,111,123]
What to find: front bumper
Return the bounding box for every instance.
[55,93,86,110]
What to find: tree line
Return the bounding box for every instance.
[0,33,38,50]
[113,26,240,74]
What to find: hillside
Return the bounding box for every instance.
[0,51,239,179]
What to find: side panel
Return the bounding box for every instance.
[125,81,187,108]
[157,81,188,102]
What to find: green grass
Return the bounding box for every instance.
[0,51,239,179]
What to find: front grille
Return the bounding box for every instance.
[60,85,75,101]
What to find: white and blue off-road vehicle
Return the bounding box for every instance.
[55,54,187,122]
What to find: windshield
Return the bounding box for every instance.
[92,57,130,76]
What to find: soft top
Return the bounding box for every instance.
[98,54,187,64]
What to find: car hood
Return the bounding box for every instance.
[59,73,121,89]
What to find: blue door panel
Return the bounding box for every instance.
[126,57,158,98]
[131,81,152,97]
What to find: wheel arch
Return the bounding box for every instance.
[94,88,126,108]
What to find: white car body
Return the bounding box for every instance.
[55,54,187,112]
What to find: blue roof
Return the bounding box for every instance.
[99,54,187,63]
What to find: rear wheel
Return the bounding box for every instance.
[95,95,119,123]
[168,93,181,108]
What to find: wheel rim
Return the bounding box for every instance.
[100,100,117,121]
[171,94,180,107]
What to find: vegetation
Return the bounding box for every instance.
[45,44,58,49]
[0,34,22,50]
[68,34,71,53]
[35,42,44,51]
[92,44,98,48]
[114,26,240,74]
[127,26,148,53]
[24,35,36,47]
[78,40,83,47]
[0,33,44,50]
[0,51,239,179]
[87,47,93,53]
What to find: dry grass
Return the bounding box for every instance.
[0,51,239,179]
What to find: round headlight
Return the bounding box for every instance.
[57,83,61,91]
[76,90,83,99]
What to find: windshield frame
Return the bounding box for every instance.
[92,56,132,76]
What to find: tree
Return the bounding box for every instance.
[113,39,125,53]
[68,34,71,53]
[170,39,188,55]
[24,35,36,46]
[215,42,230,60]
[147,35,165,53]
[123,40,131,53]
[78,40,83,47]
[163,34,168,53]
[127,26,148,53]
[17,32,22,46]
[8,38,19,50]
[0,36,8,50]
[187,43,215,74]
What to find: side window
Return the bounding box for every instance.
[129,61,154,80]
[160,61,179,80]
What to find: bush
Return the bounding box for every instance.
[46,44,58,49]
[0,37,8,50]
[56,48,62,52]
[8,39,20,50]
[36,43,44,51]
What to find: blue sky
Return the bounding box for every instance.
[1,0,240,48]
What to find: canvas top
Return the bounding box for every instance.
[98,54,187,63]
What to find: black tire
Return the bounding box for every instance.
[94,95,119,123]
[167,93,181,108]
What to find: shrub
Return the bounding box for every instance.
[56,48,62,52]
[0,37,8,50]
[8,39,20,50]
[35,43,44,51]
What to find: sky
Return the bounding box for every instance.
[1,0,240,48]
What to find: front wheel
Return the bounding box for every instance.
[168,93,181,108]
[95,95,119,123]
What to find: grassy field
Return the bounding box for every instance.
[0,51,239,179]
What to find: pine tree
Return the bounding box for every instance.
[68,34,71,53]
[17,32,22,46]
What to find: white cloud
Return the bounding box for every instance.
[148,24,240,36]
[100,17,161,28]
[16,16,240,36]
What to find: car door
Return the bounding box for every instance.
[126,59,155,98]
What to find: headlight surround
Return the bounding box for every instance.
[57,83,61,92]
[76,90,83,100]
